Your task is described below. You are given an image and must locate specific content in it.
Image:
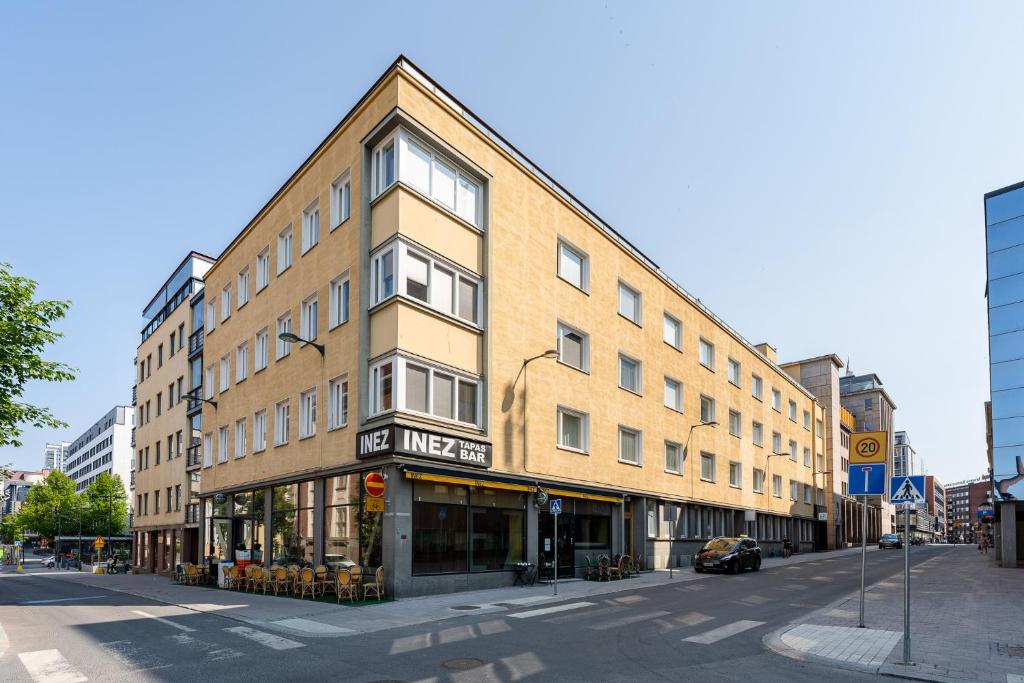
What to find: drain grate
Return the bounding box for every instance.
[442,658,486,670]
[449,605,480,611]
[993,642,1024,658]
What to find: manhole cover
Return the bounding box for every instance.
[993,642,1024,657]
[442,658,486,670]
[449,605,480,611]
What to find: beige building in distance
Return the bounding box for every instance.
[132,252,214,573]
[195,56,826,597]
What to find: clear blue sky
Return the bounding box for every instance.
[0,2,1014,484]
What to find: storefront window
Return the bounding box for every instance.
[324,475,359,569]
[470,507,524,570]
[208,518,230,560]
[271,482,313,565]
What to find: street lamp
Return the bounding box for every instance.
[278,332,325,357]
[517,350,559,473]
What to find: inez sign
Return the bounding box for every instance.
[357,425,492,468]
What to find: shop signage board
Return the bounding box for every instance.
[850,431,888,465]
[357,425,492,468]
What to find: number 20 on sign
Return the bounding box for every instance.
[850,431,887,465]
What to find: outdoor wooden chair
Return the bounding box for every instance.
[335,568,357,603]
[608,555,629,580]
[363,566,385,601]
[228,565,244,590]
[349,565,363,599]
[286,567,300,595]
[583,556,597,581]
[298,567,316,599]
[314,565,332,596]
[243,565,256,591]
[267,566,288,596]
[184,564,199,585]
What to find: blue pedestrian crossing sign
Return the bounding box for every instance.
[550,499,562,515]
[849,463,886,495]
[890,475,926,503]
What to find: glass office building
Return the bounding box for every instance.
[985,182,1024,566]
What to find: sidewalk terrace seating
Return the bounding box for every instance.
[194,561,389,605]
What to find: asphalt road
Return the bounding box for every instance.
[0,546,950,682]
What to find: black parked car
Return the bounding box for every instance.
[694,537,761,574]
[878,533,902,549]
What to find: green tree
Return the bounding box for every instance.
[0,262,76,448]
[0,513,22,543]
[16,470,81,542]
[81,472,128,537]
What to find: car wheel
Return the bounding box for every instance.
[694,566,704,573]
[729,560,739,575]
[753,558,761,572]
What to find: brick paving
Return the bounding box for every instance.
[767,546,1024,683]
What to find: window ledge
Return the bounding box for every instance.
[700,363,715,373]
[556,360,589,375]
[238,300,248,310]
[254,365,266,375]
[618,385,643,398]
[299,434,316,442]
[557,275,590,296]
[617,312,642,329]
[328,319,350,332]
[700,477,715,483]
[664,342,682,353]
[556,444,589,456]
[729,484,741,489]
[664,469,684,477]
[277,264,291,277]
[327,424,349,433]
[665,406,683,414]
[331,215,352,233]
[253,447,265,455]
[728,380,741,389]
[256,284,268,296]
[617,458,643,468]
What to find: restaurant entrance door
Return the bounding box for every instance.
[538,511,574,576]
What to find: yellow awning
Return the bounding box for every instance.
[402,472,622,503]
[543,488,622,504]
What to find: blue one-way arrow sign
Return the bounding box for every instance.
[890,475,925,503]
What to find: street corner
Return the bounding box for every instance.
[763,621,899,675]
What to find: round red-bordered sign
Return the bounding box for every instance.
[364,472,386,498]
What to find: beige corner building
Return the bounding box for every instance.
[195,57,826,597]
[132,252,214,573]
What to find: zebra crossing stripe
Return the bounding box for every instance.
[17,649,87,683]
[683,619,766,644]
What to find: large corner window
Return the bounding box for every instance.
[370,240,482,326]
[369,354,482,428]
[372,128,483,228]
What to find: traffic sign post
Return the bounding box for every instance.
[849,460,886,628]
[889,475,925,665]
[550,499,562,596]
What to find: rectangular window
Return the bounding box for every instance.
[155,491,160,514]
[771,388,781,411]
[254,328,268,372]
[374,242,481,324]
[237,268,249,308]
[219,355,230,392]
[302,200,320,253]
[700,452,715,481]
[217,426,228,464]
[729,461,742,488]
[557,240,588,291]
[331,170,351,227]
[664,377,682,412]
[727,358,741,387]
[300,389,317,438]
[753,468,765,493]
[236,342,248,383]
[253,410,266,452]
[175,485,181,512]
[158,344,163,368]
[206,300,216,332]
[557,406,588,453]
[773,474,782,497]
[205,366,215,399]
[274,400,290,445]
[372,248,395,303]
[817,418,824,435]
[618,426,641,465]
[772,431,782,454]
[301,294,318,341]
[220,285,231,322]
[699,338,715,370]
[790,480,798,501]
[557,322,589,371]
[277,225,293,273]
[370,360,394,414]
[788,400,797,422]
[202,433,212,467]
[234,418,246,458]
[329,274,350,328]
[665,441,682,474]
[804,485,812,504]
[618,281,641,324]
[156,392,162,417]
[789,439,798,462]
[256,247,270,291]
[328,376,349,430]
[803,410,811,430]
[663,313,682,349]
[276,313,292,359]
[699,395,715,423]
[728,409,741,437]
[752,421,764,447]
[618,354,642,394]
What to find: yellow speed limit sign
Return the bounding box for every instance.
[850,431,887,465]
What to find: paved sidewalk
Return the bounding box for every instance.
[765,546,1024,683]
[14,544,873,638]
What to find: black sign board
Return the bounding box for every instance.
[356,425,492,469]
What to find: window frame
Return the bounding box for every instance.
[328,375,350,431]
[277,224,293,274]
[728,409,742,438]
[299,388,317,439]
[618,352,643,395]
[664,440,683,475]
[751,374,763,401]
[254,328,269,372]
[237,268,249,309]
[220,284,231,322]
[331,169,352,229]
[329,272,351,330]
[256,247,271,292]
[368,354,483,428]
[663,376,683,413]
[276,313,292,359]
[753,468,765,494]
[727,358,741,387]
[556,238,589,292]
[663,313,682,350]
[617,425,643,466]
[729,461,742,488]
[752,420,764,447]
[234,418,247,459]
[301,198,320,254]
[699,338,715,371]
[617,280,642,326]
[253,410,267,453]
[301,293,318,342]
[274,400,290,446]
[771,388,782,412]
[235,342,248,383]
[556,405,589,454]
[700,451,715,482]
[699,394,716,424]
[556,321,590,373]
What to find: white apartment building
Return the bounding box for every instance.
[43,441,70,472]
[66,406,135,493]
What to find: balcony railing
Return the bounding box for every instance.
[129,471,135,488]
[188,327,204,355]
[186,443,202,469]
[131,385,137,406]
[130,427,135,448]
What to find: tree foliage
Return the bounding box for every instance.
[15,470,81,541]
[0,261,76,448]
[81,472,129,536]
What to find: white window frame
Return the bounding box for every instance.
[772,431,782,454]
[234,418,246,459]
[790,480,798,501]
[220,285,231,322]
[617,426,642,466]
[617,280,642,325]
[254,328,268,372]
[205,300,216,333]
[664,376,683,412]
[328,375,349,430]
[276,313,292,359]
[219,355,230,393]
[299,389,317,439]
[301,293,318,342]
[751,374,763,400]
[728,409,742,438]
[368,354,482,428]
[771,388,782,412]
[556,238,589,292]
[274,400,290,446]
[804,484,812,504]
[789,439,798,462]
[804,447,812,467]
[618,353,642,395]
[371,240,482,326]
[727,358,741,387]
[253,410,267,453]
[217,426,228,464]
[329,272,351,329]
[556,406,589,454]
[803,410,811,430]
[753,468,765,493]
[699,394,715,424]
[237,268,249,308]
[699,338,715,370]
[752,421,764,447]
[729,461,742,488]
[789,399,798,422]
[331,169,352,228]
[256,247,270,292]
[302,199,320,254]
[202,433,212,468]
[663,313,682,350]
[204,366,215,400]
[773,474,782,498]
[700,452,715,482]
[556,321,590,372]
[277,225,293,274]
[664,440,683,475]
[236,342,248,383]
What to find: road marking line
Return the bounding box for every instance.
[675,611,714,627]
[169,633,243,661]
[508,601,595,619]
[0,621,9,658]
[682,619,766,644]
[20,596,102,605]
[224,626,305,650]
[588,610,670,630]
[17,649,87,683]
[545,605,626,624]
[272,618,354,635]
[131,610,196,632]
[99,641,171,673]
